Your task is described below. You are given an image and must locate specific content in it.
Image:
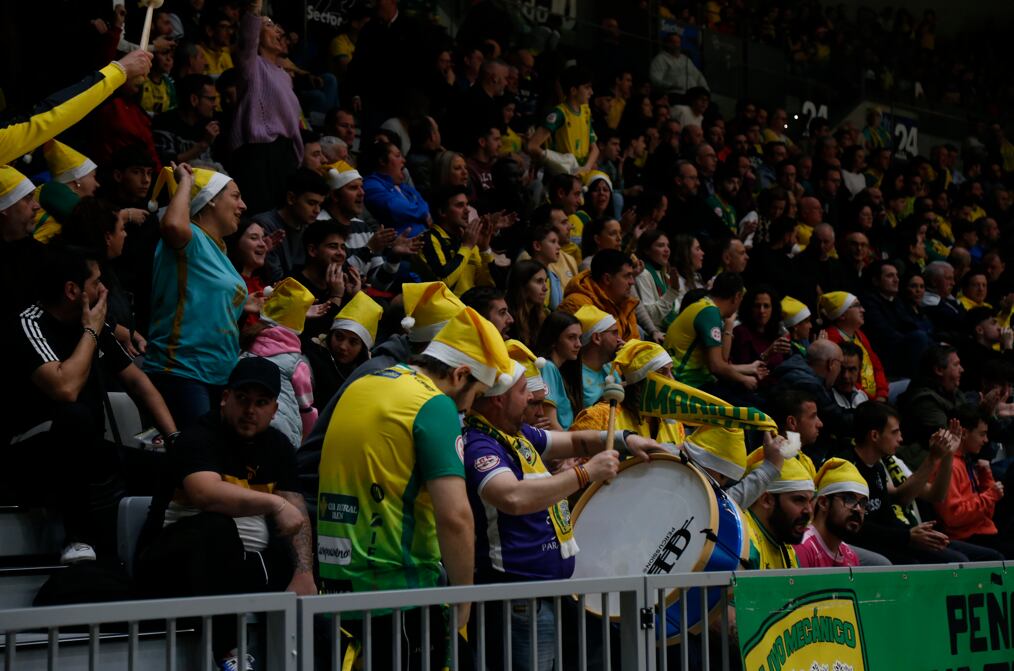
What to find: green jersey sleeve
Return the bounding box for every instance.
[540,106,567,133]
[413,394,466,481]
[693,305,724,349]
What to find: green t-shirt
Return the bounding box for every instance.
[664,297,724,388]
[317,365,464,600]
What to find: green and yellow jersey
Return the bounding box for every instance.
[541,103,596,165]
[664,296,724,388]
[746,510,799,570]
[317,364,465,600]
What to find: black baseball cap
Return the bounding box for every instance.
[227,358,281,397]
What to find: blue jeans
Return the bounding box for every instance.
[148,373,222,431]
[510,599,556,671]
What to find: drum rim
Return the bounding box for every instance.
[570,454,719,620]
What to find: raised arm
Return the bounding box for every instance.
[159,163,195,249]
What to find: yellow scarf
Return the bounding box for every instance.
[466,413,578,558]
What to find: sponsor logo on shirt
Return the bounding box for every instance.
[455,435,465,463]
[318,536,352,565]
[474,455,500,472]
[319,494,360,524]
[546,111,559,124]
[710,326,722,342]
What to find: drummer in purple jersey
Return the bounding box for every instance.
[463,340,663,671]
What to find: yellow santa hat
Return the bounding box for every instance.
[814,457,869,499]
[683,425,747,481]
[819,291,858,322]
[423,307,514,388]
[583,170,613,191]
[260,278,316,334]
[43,140,97,184]
[746,447,815,494]
[149,165,233,215]
[505,339,547,393]
[611,339,671,384]
[326,165,362,191]
[401,281,466,342]
[574,304,617,345]
[781,296,811,329]
[331,291,383,349]
[0,165,35,212]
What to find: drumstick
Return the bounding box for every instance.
[138,0,166,53]
[601,376,625,485]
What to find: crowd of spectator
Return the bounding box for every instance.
[3,0,1014,669]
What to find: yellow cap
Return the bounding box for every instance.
[683,425,747,480]
[43,140,97,184]
[781,296,811,328]
[574,304,617,345]
[331,291,383,349]
[0,165,35,212]
[746,448,815,493]
[261,278,316,334]
[819,291,858,321]
[149,165,233,215]
[401,281,466,342]
[583,170,613,191]
[505,339,547,392]
[814,457,869,498]
[611,339,671,384]
[423,307,513,388]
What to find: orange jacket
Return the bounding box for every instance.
[558,270,640,342]
[932,453,1002,540]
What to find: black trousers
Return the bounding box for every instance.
[136,512,292,656]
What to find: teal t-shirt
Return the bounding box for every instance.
[542,360,574,429]
[144,223,248,385]
[582,363,610,408]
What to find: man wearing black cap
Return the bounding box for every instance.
[137,357,314,669]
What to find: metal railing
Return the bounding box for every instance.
[0,592,297,671]
[2,563,1006,670]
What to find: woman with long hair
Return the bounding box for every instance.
[533,311,583,430]
[578,216,623,270]
[226,219,271,326]
[670,234,706,304]
[731,284,790,369]
[506,259,549,344]
[633,229,681,330]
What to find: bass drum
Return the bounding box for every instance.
[570,454,749,644]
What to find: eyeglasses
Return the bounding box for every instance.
[836,493,870,512]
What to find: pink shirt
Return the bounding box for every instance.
[793,526,860,568]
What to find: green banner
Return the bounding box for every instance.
[736,566,1014,671]
[639,372,778,432]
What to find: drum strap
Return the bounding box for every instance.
[464,413,579,559]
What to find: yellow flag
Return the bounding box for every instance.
[638,372,778,432]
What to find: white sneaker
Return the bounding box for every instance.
[218,652,256,671]
[60,543,96,564]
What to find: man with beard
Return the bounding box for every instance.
[794,458,869,567]
[743,453,814,569]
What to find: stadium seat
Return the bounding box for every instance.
[116,497,152,577]
[104,392,144,446]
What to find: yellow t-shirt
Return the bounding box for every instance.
[570,402,686,446]
[329,33,356,62]
[199,45,234,78]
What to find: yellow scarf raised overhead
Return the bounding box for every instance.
[465,413,578,558]
[638,372,778,432]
